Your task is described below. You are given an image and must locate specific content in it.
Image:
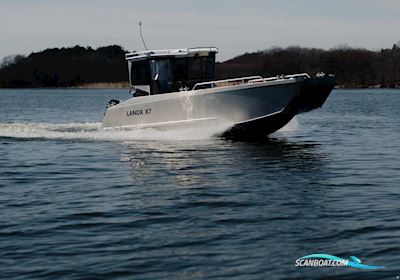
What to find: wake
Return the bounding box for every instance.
[0,117,298,142]
[0,121,233,141]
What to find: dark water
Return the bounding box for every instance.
[0,89,399,279]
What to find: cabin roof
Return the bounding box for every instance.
[125,47,218,61]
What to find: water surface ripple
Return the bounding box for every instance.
[0,89,399,279]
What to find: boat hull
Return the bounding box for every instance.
[102,75,334,138]
[223,75,334,138]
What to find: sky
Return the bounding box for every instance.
[1,0,400,61]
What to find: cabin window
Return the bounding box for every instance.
[206,53,215,79]
[187,54,215,81]
[128,52,216,94]
[174,58,189,81]
[188,57,206,80]
[130,60,150,85]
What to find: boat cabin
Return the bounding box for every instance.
[125,47,218,96]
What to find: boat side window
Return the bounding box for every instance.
[130,60,150,85]
[174,58,189,81]
[206,53,216,79]
[187,54,216,81]
[188,56,205,80]
[174,58,189,90]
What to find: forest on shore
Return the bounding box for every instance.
[0,43,399,88]
[0,45,127,88]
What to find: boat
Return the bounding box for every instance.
[102,47,335,138]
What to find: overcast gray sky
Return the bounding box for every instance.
[1,0,400,61]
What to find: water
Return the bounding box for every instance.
[0,89,399,279]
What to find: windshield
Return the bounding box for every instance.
[129,60,150,85]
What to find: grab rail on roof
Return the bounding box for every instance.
[125,47,218,61]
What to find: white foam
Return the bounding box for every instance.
[0,121,233,142]
[276,116,299,132]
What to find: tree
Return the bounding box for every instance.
[0,55,25,69]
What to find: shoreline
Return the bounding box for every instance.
[72,82,130,89]
[0,82,130,90]
[0,84,399,90]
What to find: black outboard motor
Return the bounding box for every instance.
[130,87,149,97]
[106,99,120,109]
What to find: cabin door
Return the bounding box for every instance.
[149,59,174,94]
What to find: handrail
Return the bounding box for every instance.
[192,76,262,90]
[192,73,310,90]
[262,73,310,82]
[282,73,311,79]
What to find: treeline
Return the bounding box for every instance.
[0,45,127,87]
[215,44,400,88]
[1,44,400,88]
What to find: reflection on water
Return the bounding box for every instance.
[119,136,326,190]
[116,136,349,279]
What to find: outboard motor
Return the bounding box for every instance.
[130,87,149,97]
[106,99,120,109]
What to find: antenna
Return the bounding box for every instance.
[139,21,148,51]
